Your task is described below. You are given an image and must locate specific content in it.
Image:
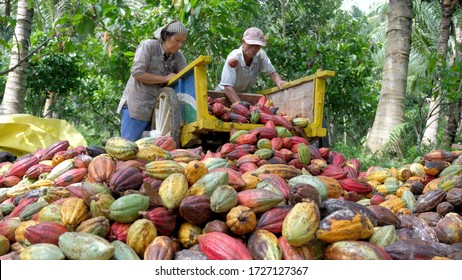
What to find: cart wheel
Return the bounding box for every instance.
[152,87,182,147]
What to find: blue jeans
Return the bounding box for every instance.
[120,107,151,142]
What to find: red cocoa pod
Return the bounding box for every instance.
[256,205,292,234]
[236,133,258,145]
[109,166,144,193]
[107,222,131,242]
[258,173,291,200]
[153,136,177,151]
[140,207,177,236]
[87,154,116,184]
[331,152,347,167]
[250,127,278,140]
[6,155,40,178]
[210,167,246,191]
[321,164,348,180]
[339,178,372,194]
[278,236,314,260]
[197,231,252,260]
[220,143,237,156]
[8,197,38,219]
[0,218,21,242]
[2,175,21,187]
[270,137,283,150]
[230,102,251,118]
[53,168,87,187]
[318,147,330,160]
[24,164,54,179]
[23,221,69,246]
[40,140,70,161]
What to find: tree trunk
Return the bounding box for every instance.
[441,9,462,149]
[421,0,458,147]
[365,0,413,154]
[422,94,442,147]
[43,91,56,119]
[441,98,462,148]
[0,0,34,115]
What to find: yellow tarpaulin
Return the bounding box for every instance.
[0,114,87,156]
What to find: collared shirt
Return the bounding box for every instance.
[215,46,276,93]
[117,39,187,121]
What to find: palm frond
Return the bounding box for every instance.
[381,123,410,158]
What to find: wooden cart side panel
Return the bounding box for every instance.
[267,81,315,121]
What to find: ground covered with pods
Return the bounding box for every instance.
[0,126,462,260]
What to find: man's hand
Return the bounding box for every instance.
[165,73,177,82]
[270,72,286,90]
[228,58,238,68]
[276,79,287,90]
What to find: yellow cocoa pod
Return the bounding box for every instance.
[184,160,208,185]
[15,220,38,246]
[315,210,374,243]
[136,143,171,162]
[60,197,88,230]
[282,201,320,247]
[105,137,139,160]
[177,222,201,249]
[145,160,185,180]
[159,173,188,209]
[126,218,157,258]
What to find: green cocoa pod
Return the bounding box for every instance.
[20,243,65,260]
[108,193,149,223]
[58,232,114,260]
[111,240,140,260]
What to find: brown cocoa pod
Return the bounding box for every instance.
[179,195,212,226]
[398,215,438,243]
[202,220,230,234]
[384,240,450,260]
[434,213,462,244]
[321,199,378,226]
[413,189,447,213]
[436,201,454,216]
[144,236,176,260]
[409,181,425,195]
[367,205,401,227]
[247,229,281,260]
[289,183,321,206]
[446,188,462,207]
[109,167,143,194]
[417,212,442,227]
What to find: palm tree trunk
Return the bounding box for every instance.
[365,0,413,154]
[421,0,458,147]
[441,13,462,149]
[0,0,34,115]
[442,97,462,148]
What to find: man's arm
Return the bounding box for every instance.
[133,72,176,85]
[270,71,286,89]
[224,85,241,103]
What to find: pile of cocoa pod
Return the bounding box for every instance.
[0,124,462,260]
[208,95,311,129]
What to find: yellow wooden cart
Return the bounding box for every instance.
[150,55,335,148]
